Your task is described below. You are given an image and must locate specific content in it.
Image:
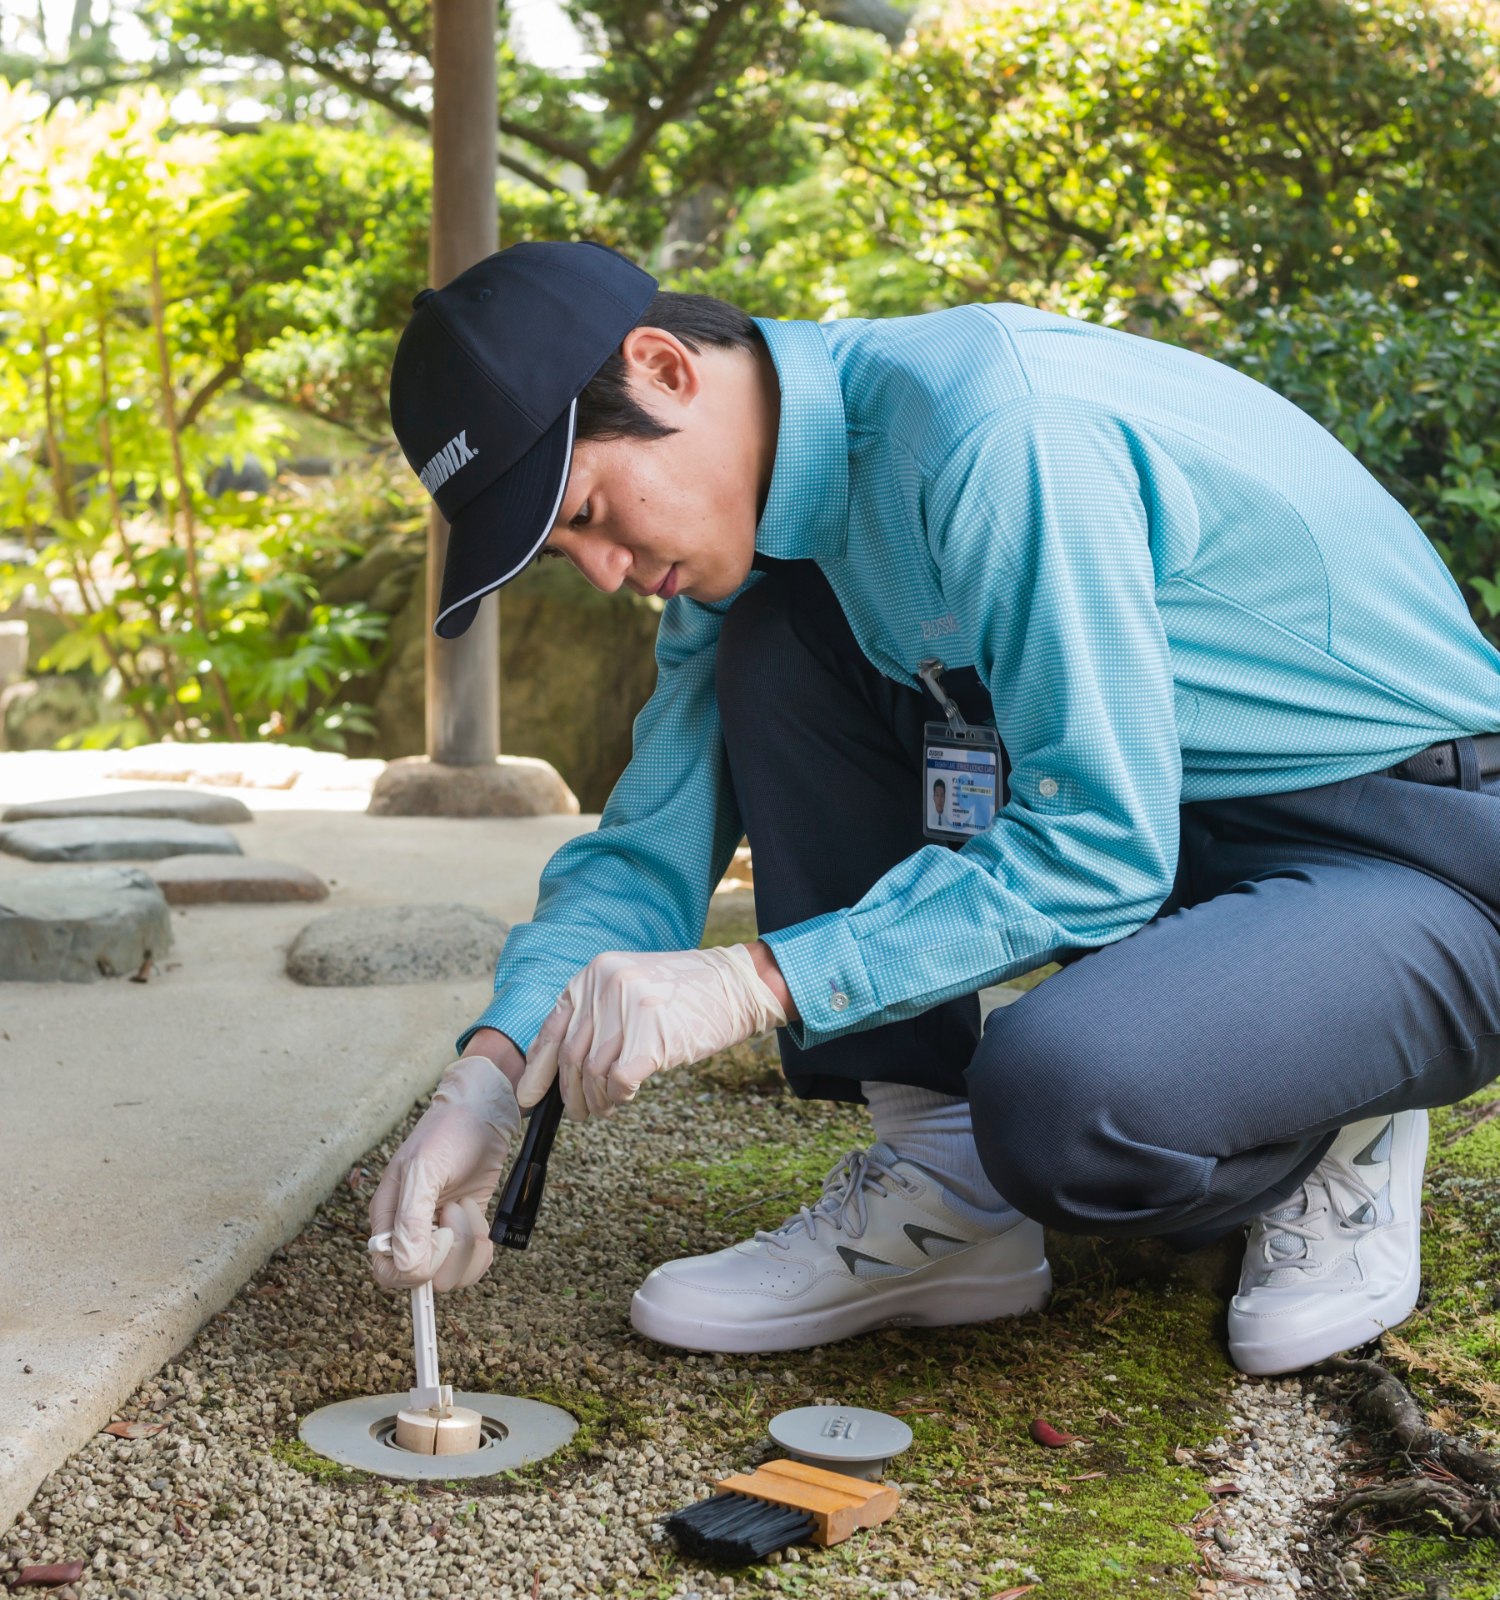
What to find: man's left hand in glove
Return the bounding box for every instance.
[518,941,792,1121]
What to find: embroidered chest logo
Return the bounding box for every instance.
[419,430,478,494]
[920,614,959,641]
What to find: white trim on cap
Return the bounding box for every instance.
[432,399,577,636]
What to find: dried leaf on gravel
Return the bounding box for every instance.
[101,1420,165,1438]
[1029,1418,1079,1447]
[1206,1482,1243,1496]
[15,1561,84,1585]
[988,1587,1036,1599]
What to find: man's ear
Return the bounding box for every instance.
[619,327,701,412]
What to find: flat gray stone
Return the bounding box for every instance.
[286,904,509,986]
[147,854,328,905]
[0,866,172,982]
[2,788,254,825]
[0,817,244,863]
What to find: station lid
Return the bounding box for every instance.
[768,1405,913,1467]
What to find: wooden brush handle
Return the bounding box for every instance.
[714,1459,900,1546]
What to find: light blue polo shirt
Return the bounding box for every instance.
[470,303,1500,1054]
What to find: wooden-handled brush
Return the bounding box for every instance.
[666,1460,899,1564]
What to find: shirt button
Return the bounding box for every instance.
[1038,777,1059,798]
[830,991,849,1012]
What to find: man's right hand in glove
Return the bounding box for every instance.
[367,1047,522,1292]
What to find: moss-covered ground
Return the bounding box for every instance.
[683,911,1500,1599]
[656,915,1224,1596]
[648,1020,1246,1599]
[692,886,1500,1599]
[647,1061,1500,1600]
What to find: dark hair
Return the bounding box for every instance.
[574,291,764,443]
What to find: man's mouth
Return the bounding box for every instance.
[653,565,679,600]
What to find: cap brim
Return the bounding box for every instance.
[432,400,575,639]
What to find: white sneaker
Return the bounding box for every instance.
[629,1143,1051,1353]
[1227,1110,1428,1376]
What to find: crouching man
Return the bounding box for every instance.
[369,241,1500,1376]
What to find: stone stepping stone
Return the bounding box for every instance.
[2,788,253,825]
[0,865,172,982]
[148,854,328,905]
[368,756,579,816]
[286,904,509,986]
[0,817,244,863]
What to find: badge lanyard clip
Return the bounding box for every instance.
[918,658,1001,844]
[917,658,973,736]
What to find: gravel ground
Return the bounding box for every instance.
[2,1048,1364,1600]
[1189,1378,1349,1597]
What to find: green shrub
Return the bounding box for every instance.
[0,86,388,748]
[710,0,1500,324]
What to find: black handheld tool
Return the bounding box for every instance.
[489,1079,565,1251]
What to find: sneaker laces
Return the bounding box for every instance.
[755,1146,914,1249]
[1251,1157,1383,1276]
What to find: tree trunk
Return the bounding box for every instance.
[426,0,501,767]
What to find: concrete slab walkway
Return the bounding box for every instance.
[1,767,594,1533]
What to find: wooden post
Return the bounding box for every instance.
[426,0,499,768]
[369,0,578,814]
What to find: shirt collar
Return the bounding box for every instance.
[753,318,849,561]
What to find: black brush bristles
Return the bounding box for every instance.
[665,1492,816,1564]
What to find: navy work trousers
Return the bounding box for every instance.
[716,559,1500,1241]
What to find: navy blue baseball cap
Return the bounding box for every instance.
[389,241,658,639]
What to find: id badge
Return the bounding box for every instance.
[916,656,1000,844]
[924,723,1001,843]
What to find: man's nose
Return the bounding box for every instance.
[572,539,631,594]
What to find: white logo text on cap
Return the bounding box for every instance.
[419,430,478,494]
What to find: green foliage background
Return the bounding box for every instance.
[4,0,1500,738]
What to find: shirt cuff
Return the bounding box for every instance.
[458,980,560,1057]
[761,911,877,1049]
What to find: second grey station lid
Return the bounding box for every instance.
[768,1405,914,1470]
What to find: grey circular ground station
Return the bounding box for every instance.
[299,1392,576,1481]
[767,1405,913,1481]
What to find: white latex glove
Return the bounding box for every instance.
[367,1056,521,1292]
[518,944,787,1121]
